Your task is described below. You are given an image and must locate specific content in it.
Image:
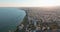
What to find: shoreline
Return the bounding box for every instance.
[15,14,27,32]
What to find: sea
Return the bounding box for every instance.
[0,8,26,32]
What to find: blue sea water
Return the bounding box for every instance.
[0,8,26,32]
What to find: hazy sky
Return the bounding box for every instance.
[0,0,60,7]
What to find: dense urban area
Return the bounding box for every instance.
[15,7,60,32]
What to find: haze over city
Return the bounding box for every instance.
[0,0,60,7]
[0,0,60,32]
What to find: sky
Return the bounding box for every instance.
[0,0,60,7]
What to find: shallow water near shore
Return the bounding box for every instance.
[0,8,26,32]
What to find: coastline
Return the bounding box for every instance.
[15,14,27,32]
